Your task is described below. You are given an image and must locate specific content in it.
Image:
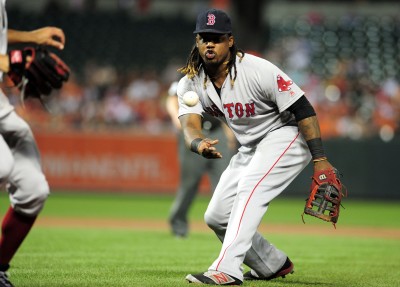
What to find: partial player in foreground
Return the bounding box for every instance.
[177,8,346,286]
[0,1,69,286]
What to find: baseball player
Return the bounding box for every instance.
[166,81,236,238]
[0,1,65,286]
[178,9,336,285]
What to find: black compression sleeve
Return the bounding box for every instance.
[287,95,316,122]
[306,138,326,160]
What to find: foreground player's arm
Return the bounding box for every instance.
[8,27,65,49]
[287,96,333,170]
[1,28,65,72]
[0,54,9,72]
[179,113,222,159]
[290,97,347,226]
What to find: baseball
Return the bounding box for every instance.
[183,91,199,107]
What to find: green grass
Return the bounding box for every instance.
[36,191,400,228]
[0,192,399,287]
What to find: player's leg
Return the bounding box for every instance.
[0,136,14,185]
[169,133,207,237]
[203,143,250,241]
[0,112,50,272]
[208,126,311,280]
[242,127,311,279]
[186,147,247,284]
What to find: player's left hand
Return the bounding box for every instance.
[302,162,347,227]
[30,27,65,50]
[313,159,333,172]
[198,138,222,159]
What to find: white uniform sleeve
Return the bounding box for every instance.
[177,76,204,118]
[261,62,305,113]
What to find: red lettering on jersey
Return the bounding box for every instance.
[277,74,293,92]
[211,104,224,117]
[204,105,224,117]
[245,103,255,117]
[235,103,244,118]
[223,102,255,119]
[223,103,235,118]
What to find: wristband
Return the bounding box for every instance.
[313,157,327,163]
[306,138,326,160]
[190,138,203,154]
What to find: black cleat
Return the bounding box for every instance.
[243,257,294,281]
[0,271,14,287]
[186,270,242,285]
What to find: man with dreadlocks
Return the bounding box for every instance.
[178,8,336,286]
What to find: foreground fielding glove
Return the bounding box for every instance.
[8,46,70,101]
[302,168,347,227]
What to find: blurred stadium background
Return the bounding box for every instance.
[2,0,399,199]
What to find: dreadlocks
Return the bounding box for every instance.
[178,39,245,89]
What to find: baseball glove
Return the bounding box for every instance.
[302,168,347,227]
[7,46,70,102]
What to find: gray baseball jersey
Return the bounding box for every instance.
[177,53,304,147]
[178,53,311,280]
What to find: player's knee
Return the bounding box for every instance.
[13,177,50,216]
[31,178,50,215]
[204,209,225,231]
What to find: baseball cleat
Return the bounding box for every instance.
[0,271,14,287]
[243,257,294,281]
[186,270,242,285]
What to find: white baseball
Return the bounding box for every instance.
[183,91,199,107]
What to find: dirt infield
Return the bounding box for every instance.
[36,217,400,240]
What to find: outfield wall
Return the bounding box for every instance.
[35,131,398,200]
[35,131,182,193]
[286,137,399,200]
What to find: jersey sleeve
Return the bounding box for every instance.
[261,63,305,113]
[177,76,204,118]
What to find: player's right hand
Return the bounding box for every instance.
[30,27,65,50]
[199,139,222,159]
